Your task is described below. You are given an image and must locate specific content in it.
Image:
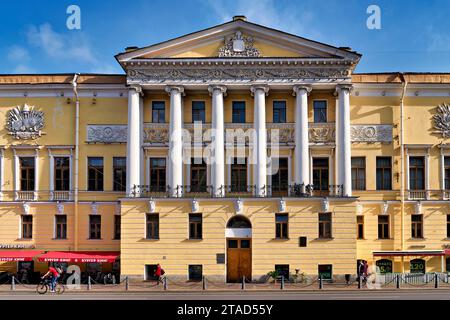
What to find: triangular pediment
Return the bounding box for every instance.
[116,19,361,62]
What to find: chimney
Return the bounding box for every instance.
[233,15,247,21]
[125,46,139,52]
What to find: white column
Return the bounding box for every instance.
[208,85,227,197]
[293,85,312,187]
[336,84,352,197]
[166,86,184,197]
[126,86,142,196]
[251,85,269,197]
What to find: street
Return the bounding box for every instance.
[1,289,450,300]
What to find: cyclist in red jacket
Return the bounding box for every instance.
[42,265,62,293]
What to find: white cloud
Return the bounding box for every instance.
[424,25,450,52]
[7,46,30,62]
[13,64,36,74]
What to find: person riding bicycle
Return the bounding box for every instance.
[154,263,165,285]
[42,264,63,293]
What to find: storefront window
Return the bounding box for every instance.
[376,259,393,274]
[410,259,425,274]
[318,264,332,280]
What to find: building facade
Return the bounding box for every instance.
[1,16,450,282]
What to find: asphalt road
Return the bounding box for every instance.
[1,290,450,300]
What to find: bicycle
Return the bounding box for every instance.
[36,277,65,295]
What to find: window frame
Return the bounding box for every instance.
[351,157,366,191]
[89,214,102,240]
[377,215,390,239]
[312,158,329,191]
[232,101,246,123]
[189,213,203,240]
[149,158,167,192]
[313,100,328,123]
[54,156,71,192]
[411,214,424,239]
[318,212,332,239]
[146,213,160,240]
[54,214,67,240]
[357,215,364,239]
[112,157,127,192]
[230,158,247,192]
[87,157,104,192]
[192,101,206,124]
[272,100,287,123]
[190,158,207,192]
[376,157,392,191]
[409,156,426,191]
[188,265,203,282]
[113,215,121,240]
[19,157,35,192]
[275,213,289,239]
[151,101,166,123]
[21,215,33,239]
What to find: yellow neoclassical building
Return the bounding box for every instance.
[1,16,450,283]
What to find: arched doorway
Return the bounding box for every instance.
[226,215,252,283]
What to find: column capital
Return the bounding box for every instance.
[335,84,354,95]
[292,85,312,97]
[208,85,227,96]
[129,84,143,96]
[165,85,185,96]
[250,84,269,97]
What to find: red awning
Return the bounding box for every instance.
[37,251,120,263]
[373,250,445,257]
[0,250,42,262]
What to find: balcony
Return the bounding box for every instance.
[131,184,346,199]
[15,191,36,201]
[50,191,73,201]
[407,190,429,200]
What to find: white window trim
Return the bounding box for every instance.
[13,148,39,201]
[49,151,73,200]
[405,146,431,198]
[86,156,104,192]
[310,153,334,186]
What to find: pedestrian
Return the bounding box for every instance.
[154,263,165,285]
[363,261,369,284]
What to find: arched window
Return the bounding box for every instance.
[226,215,251,229]
[410,259,426,274]
[376,259,393,274]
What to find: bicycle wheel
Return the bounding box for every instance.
[36,283,48,295]
[55,283,65,294]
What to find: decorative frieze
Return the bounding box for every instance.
[309,123,336,144]
[350,125,392,143]
[87,125,127,143]
[143,124,169,144]
[6,104,45,140]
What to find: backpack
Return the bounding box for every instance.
[160,269,165,275]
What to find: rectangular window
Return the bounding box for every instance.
[55,215,67,240]
[378,215,390,239]
[273,101,286,123]
[376,157,392,190]
[318,212,332,239]
[21,215,33,239]
[54,157,70,191]
[275,265,289,279]
[447,215,450,238]
[145,264,158,281]
[231,158,247,192]
[313,158,329,191]
[275,214,289,239]
[357,216,364,239]
[146,214,159,240]
[409,156,425,190]
[189,214,202,240]
[318,265,333,280]
[351,157,366,191]
[445,157,450,190]
[411,215,423,239]
[299,237,307,247]
[188,265,203,281]
[114,215,121,240]
[313,100,327,123]
[232,101,246,123]
[113,157,126,192]
[152,101,165,123]
[192,101,206,123]
[89,215,101,239]
[149,158,166,192]
[271,158,288,194]
[88,157,104,191]
[20,157,35,191]
[190,158,207,192]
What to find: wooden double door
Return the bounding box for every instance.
[226,238,252,283]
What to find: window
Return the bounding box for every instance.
[446,258,450,272]
[192,101,206,123]
[89,215,101,239]
[146,214,159,240]
[226,215,251,229]
[231,158,247,192]
[20,157,35,191]
[409,157,425,190]
[410,259,425,274]
[55,215,67,239]
[114,215,121,240]
[376,157,392,190]
[112,157,126,192]
[376,259,393,274]
[188,265,203,281]
[447,215,450,238]
[273,101,286,123]
[357,216,364,239]
[313,101,327,123]
[318,265,332,280]
[21,215,32,239]
[88,157,103,191]
[313,158,329,191]
[271,158,288,194]
[275,214,289,239]
[232,101,246,123]
[445,157,450,190]
[378,215,390,239]
[149,158,166,192]
[275,265,289,279]
[351,157,366,191]
[152,101,165,123]
[54,157,70,191]
[190,158,207,192]
[145,264,158,281]
[189,214,202,240]
[318,212,332,239]
[299,237,307,247]
[411,214,423,239]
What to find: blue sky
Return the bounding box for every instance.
[1,0,450,74]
